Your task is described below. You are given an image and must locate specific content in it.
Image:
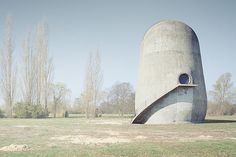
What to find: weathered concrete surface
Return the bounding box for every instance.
[132,20,207,124]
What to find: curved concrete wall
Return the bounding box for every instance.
[133,20,207,124]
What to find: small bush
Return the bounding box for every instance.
[14,102,32,118]
[14,102,48,118]
[94,108,102,118]
[0,109,5,118]
[32,104,48,118]
[64,111,69,118]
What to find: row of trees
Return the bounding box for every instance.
[72,82,135,117]
[21,19,53,115]
[0,16,71,118]
[0,16,135,118]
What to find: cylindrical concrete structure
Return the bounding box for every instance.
[132,20,207,124]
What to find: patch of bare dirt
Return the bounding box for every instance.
[94,121,123,125]
[135,135,147,139]
[103,130,120,136]
[0,144,30,152]
[50,135,130,145]
[227,137,236,140]
[14,125,39,128]
[197,135,213,139]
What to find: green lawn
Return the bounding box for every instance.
[0,115,236,157]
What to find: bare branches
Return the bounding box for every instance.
[0,15,16,117]
[21,33,35,105]
[107,82,134,116]
[83,50,103,118]
[20,19,53,116]
[52,83,71,118]
[0,16,54,118]
[209,73,235,105]
[34,20,53,110]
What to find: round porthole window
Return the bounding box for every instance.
[179,73,191,84]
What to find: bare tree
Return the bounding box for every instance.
[51,83,71,118]
[83,50,103,118]
[208,73,236,115]
[0,15,16,117]
[106,82,134,116]
[21,33,36,105]
[83,52,93,118]
[209,73,235,105]
[34,20,53,112]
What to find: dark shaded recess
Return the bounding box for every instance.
[179,73,190,84]
[204,119,236,123]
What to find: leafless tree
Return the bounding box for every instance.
[208,73,236,115]
[51,83,71,118]
[107,82,134,116]
[34,20,53,111]
[209,73,235,105]
[21,33,36,105]
[83,50,103,118]
[0,15,16,117]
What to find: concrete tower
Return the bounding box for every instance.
[132,20,207,124]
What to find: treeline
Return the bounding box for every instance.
[70,82,135,117]
[0,16,135,118]
[0,16,54,118]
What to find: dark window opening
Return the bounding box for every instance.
[179,73,190,84]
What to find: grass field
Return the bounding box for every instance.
[0,115,236,157]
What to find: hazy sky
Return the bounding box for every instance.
[0,0,236,100]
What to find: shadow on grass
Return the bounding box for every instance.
[204,119,236,123]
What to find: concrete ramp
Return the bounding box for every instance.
[132,84,197,124]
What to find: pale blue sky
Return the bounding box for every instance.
[0,0,236,100]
